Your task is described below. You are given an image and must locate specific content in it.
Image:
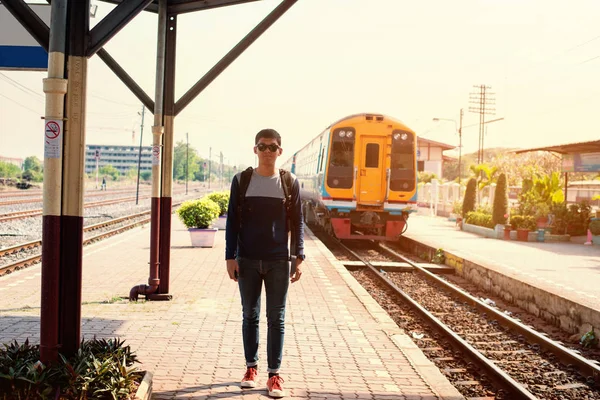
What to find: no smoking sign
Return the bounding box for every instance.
[44,120,63,158]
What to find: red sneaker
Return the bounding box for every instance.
[241,367,258,388]
[267,375,285,398]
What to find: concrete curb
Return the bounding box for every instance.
[134,370,153,400]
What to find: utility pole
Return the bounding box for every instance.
[458,108,463,180]
[469,85,495,164]
[219,151,223,189]
[135,105,145,205]
[208,147,212,189]
[185,132,189,195]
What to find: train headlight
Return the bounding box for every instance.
[401,133,408,140]
[346,131,353,138]
[333,179,339,186]
[339,131,346,138]
[393,133,400,140]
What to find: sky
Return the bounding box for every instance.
[1,0,600,169]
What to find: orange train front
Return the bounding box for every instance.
[281,113,418,241]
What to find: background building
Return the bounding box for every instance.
[85,144,152,174]
[0,156,24,169]
[416,137,455,177]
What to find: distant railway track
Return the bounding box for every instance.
[333,238,600,399]
[0,189,153,206]
[0,202,183,277]
[0,188,197,223]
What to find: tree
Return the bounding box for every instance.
[141,171,152,181]
[99,165,120,181]
[0,161,22,178]
[125,168,138,181]
[492,173,508,226]
[173,141,200,181]
[23,156,42,173]
[462,178,477,217]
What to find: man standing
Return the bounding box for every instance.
[225,129,305,398]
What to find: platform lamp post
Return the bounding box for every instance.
[433,108,463,180]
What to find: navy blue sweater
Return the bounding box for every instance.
[225,170,304,261]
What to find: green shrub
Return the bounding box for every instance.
[509,215,523,230]
[520,215,537,231]
[0,338,140,399]
[465,211,494,228]
[177,198,220,229]
[206,191,230,216]
[590,220,600,235]
[492,173,508,226]
[462,178,477,217]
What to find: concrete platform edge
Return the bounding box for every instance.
[399,235,600,336]
[307,228,465,400]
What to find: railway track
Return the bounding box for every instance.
[0,188,153,206]
[333,238,600,399]
[0,202,183,277]
[0,188,198,223]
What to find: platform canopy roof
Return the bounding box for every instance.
[514,140,600,155]
[99,0,261,14]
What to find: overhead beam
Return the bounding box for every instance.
[97,0,159,13]
[2,0,50,51]
[174,0,297,115]
[167,0,260,14]
[88,0,154,57]
[96,48,155,111]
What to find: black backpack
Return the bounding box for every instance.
[237,167,298,259]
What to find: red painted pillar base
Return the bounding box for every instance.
[58,215,83,358]
[159,196,172,295]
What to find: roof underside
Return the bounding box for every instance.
[417,137,456,150]
[98,0,261,14]
[514,140,600,155]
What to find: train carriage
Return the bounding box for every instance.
[281,113,418,241]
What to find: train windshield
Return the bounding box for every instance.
[390,131,416,191]
[329,142,354,167]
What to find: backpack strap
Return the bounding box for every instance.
[279,169,297,260]
[237,167,254,226]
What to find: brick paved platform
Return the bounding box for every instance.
[403,212,600,334]
[0,219,463,400]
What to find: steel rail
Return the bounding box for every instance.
[0,202,183,275]
[0,187,198,222]
[378,242,600,385]
[336,240,538,400]
[0,188,154,206]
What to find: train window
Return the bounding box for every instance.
[329,142,353,168]
[365,144,379,168]
[319,148,325,171]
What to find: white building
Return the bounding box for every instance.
[416,137,456,177]
[85,144,152,174]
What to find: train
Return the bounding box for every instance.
[281,113,418,241]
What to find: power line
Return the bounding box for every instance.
[0,93,41,115]
[0,73,44,101]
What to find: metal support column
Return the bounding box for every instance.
[40,0,67,364]
[158,12,177,295]
[59,0,90,357]
[129,0,169,301]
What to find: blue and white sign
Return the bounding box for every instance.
[0,4,50,71]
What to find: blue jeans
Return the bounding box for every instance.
[237,257,289,373]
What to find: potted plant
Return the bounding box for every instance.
[177,198,220,247]
[206,191,230,230]
[590,220,600,245]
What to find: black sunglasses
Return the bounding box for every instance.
[256,143,280,152]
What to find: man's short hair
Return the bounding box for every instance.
[255,129,281,146]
